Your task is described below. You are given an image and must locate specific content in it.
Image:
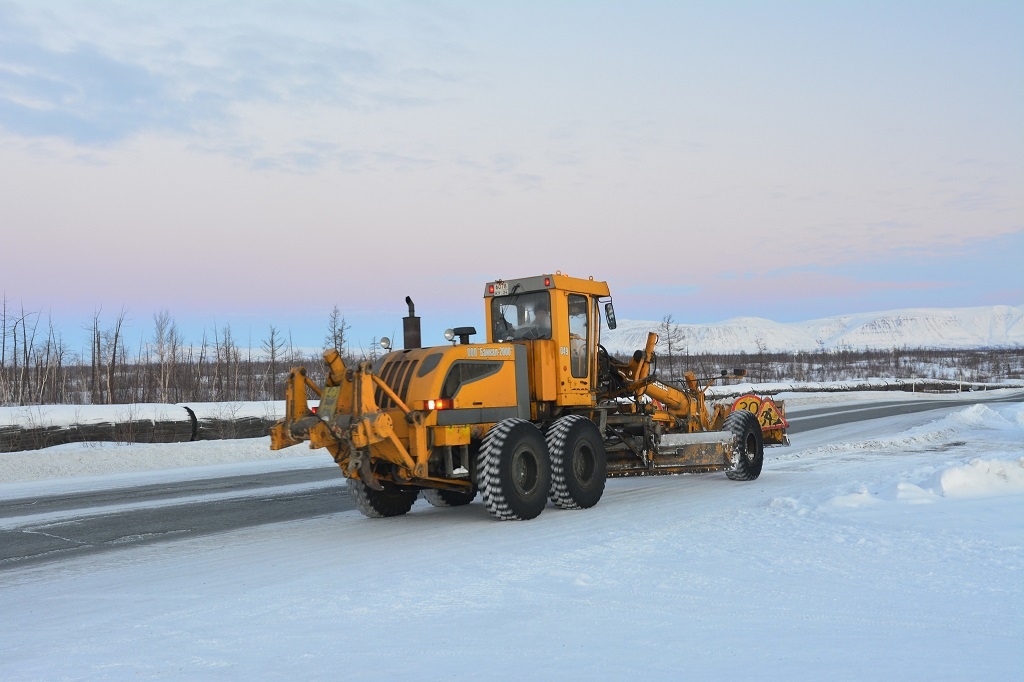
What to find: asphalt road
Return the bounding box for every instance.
[3,389,1021,570]
[784,389,1024,433]
[1,467,351,570]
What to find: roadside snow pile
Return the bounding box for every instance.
[936,457,1024,498]
[0,404,190,428]
[808,403,1017,456]
[0,437,319,484]
[775,403,1024,512]
[0,401,287,428]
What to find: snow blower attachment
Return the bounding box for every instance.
[270,273,788,520]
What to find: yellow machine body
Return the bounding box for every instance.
[271,273,787,496]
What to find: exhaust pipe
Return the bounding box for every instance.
[403,296,421,349]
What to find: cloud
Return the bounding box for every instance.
[0,1,462,164]
[0,41,191,144]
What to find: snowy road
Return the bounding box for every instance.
[0,468,350,569]
[1,390,1021,570]
[2,391,1022,679]
[785,388,1024,432]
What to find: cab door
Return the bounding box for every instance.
[557,293,593,405]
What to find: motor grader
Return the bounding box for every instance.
[271,273,788,520]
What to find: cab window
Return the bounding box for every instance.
[567,294,589,377]
[490,291,552,341]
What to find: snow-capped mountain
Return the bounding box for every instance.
[602,304,1024,355]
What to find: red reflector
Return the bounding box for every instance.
[311,406,318,414]
[488,284,495,294]
[544,277,551,286]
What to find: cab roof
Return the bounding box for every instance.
[484,273,611,298]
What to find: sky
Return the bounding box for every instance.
[0,0,1021,354]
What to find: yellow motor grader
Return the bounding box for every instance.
[271,273,788,520]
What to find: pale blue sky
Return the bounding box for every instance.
[1,1,1021,352]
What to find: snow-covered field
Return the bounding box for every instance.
[2,393,1022,679]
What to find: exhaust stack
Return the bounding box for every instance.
[403,296,421,349]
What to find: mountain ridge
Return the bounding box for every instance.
[602,304,1024,355]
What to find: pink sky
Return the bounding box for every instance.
[0,1,1020,351]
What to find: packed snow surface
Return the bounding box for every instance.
[1,393,1022,679]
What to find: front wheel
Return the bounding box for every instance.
[724,409,764,481]
[347,478,419,518]
[546,414,607,509]
[477,419,551,520]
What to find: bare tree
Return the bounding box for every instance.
[324,304,350,356]
[105,308,126,404]
[15,305,40,405]
[754,334,768,383]
[88,309,103,404]
[657,315,686,379]
[262,325,284,399]
[153,309,172,403]
[0,295,9,404]
[0,295,7,403]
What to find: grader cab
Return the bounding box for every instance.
[271,273,788,520]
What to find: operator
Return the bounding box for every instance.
[517,300,552,339]
[533,300,551,334]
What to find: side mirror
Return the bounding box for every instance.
[604,301,617,330]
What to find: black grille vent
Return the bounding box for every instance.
[374,358,419,409]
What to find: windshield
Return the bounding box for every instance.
[490,291,551,341]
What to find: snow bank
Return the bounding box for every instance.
[775,403,1024,513]
[0,404,189,428]
[937,457,1024,498]
[0,401,291,428]
[0,437,318,485]
[708,377,1019,400]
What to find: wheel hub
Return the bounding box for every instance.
[511,448,539,495]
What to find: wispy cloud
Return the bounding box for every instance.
[0,40,192,143]
[0,1,465,166]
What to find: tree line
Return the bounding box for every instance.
[0,300,371,407]
[1,301,1020,407]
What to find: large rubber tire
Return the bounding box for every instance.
[724,409,764,481]
[477,418,551,520]
[422,488,476,507]
[347,478,419,518]
[546,415,607,510]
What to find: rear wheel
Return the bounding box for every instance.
[422,488,476,507]
[347,478,419,518]
[724,409,764,481]
[477,418,551,520]
[546,415,607,510]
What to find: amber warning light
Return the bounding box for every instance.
[425,399,454,411]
